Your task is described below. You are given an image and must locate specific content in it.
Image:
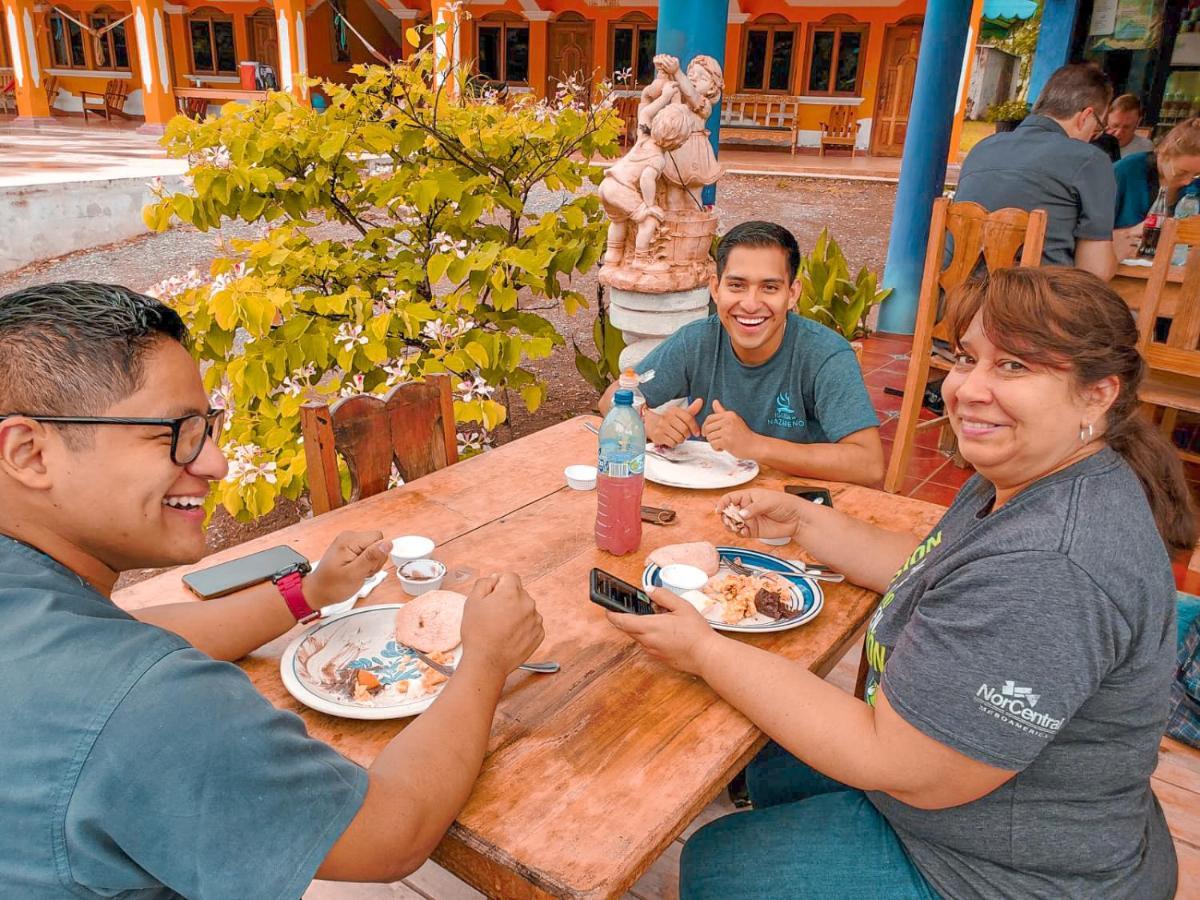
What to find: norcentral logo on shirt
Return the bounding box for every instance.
[766,391,803,429]
[975,680,1063,737]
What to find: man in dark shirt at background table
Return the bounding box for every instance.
[955,63,1141,277]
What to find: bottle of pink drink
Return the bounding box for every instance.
[595,389,645,555]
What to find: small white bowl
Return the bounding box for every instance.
[390,535,435,568]
[564,464,598,491]
[758,535,792,547]
[398,559,447,595]
[659,563,710,596]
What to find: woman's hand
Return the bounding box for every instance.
[716,488,811,541]
[606,589,721,677]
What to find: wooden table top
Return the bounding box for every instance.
[115,416,945,899]
[172,87,267,101]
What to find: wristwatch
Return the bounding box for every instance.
[272,561,317,623]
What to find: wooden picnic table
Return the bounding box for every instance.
[114,416,945,899]
[172,87,268,102]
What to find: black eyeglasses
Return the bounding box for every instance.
[0,408,226,466]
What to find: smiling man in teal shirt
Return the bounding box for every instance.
[601,221,883,486]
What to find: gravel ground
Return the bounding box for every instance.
[0,174,896,580]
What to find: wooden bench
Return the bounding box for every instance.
[820,104,861,157]
[720,93,801,155]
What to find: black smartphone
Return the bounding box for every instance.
[182,545,309,599]
[589,568,657,615]
[785,485,834,508]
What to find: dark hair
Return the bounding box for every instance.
[946,267,1197,553]
[0,282,188,441]
[1110,93,1143,117]
[716,221,801,283]
[1032,63,1112,120]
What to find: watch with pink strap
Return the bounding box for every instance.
[271,561,317,623]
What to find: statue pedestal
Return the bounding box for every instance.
[608,285,711,369]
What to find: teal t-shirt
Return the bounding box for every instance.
[1113,151,1157,229]
[0,535,368,898]
[635,313,878,444]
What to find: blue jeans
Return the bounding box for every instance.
[680,743,939,900]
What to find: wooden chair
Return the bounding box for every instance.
[80,79,131,122]
[44,75,60,109]
[301,376,459,515]
[1136,217,1200,463]
[883,199,1047,494]
[819,105,860,157]
[0,75,14,114]
[613,95,639,147]
[177,95,209,121]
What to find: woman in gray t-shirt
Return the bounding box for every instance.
[606,268,1196,899]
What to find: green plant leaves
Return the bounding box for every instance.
[795,228,891,342]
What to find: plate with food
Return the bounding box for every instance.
[280,589,466,720]
[642,542,823,634]
[645,440,759,490]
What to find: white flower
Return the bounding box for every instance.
[339,372,367,398]
[431,232,469,259]
[382,359,409,385]
[209,261,246,297]
[456,428,492,455]
[225,442,278,486]
[456,374,494,402]
[144,267,207,301]
[196,145,232,169]
[334,323,370,353]
[421,315,475,343]
[272,364,317,398]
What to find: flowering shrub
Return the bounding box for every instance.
[145,21,620,519]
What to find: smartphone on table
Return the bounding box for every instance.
[784,485,834,508]
[589,568,658,615]
[182,545,310,599]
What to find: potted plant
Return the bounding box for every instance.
[795,229,891,363]
[985,99,1031,133]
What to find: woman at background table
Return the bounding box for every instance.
[1114,117,1200,229]
[608,267,1195,899]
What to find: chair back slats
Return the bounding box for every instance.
[883,198,1047,493]
[1141,217,1200,377]
[301,375,458,515]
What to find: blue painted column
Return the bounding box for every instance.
[878,0,973,334]
[657,0,728,205]
[1027,0,1082,106]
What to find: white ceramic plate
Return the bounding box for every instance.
[280,604,461,720]
[645,440,759,490]
[643,546,823,634]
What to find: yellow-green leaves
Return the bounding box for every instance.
[146,48,616,521]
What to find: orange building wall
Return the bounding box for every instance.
[29,1,146,113]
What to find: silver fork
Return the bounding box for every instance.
[726,555,845,585]
[409,647,560,676]
[582,422,681,465]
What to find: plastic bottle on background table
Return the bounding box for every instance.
[1139,187,1169,258]
[595,390,645,556]
[618,369,646,415]
[1172,183,1200,266]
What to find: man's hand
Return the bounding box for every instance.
[459,573,544,678]
[606,588,721,677]
[716,488,812,541]
[702,401,761,459]
[1113,223,1143,262]
[645,398,704,448]
[306,531,391,609]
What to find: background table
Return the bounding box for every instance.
[115,416,945,899]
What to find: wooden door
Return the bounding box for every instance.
[871,24,921,157]
[251,15,279,70]
[547,17,593,98]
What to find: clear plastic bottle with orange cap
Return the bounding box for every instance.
[617,369,646,416]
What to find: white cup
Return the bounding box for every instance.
[390,535,435,568]
[659,563,710,596]
[398,559,447,596]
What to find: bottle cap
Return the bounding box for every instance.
[621,368,638,383]
[613,389,634,407]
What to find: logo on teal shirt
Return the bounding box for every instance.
[767,391,803,429]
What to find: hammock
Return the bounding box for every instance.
[333,11,391,65]
[51,6,133,64]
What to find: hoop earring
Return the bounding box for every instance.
[1079,422,1094,444]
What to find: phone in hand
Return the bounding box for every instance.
[589,568,658,615]
[182,545,309,599]
[784,485,834,508]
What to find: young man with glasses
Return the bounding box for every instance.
[0,282,545,896]
[954,64,1140,278]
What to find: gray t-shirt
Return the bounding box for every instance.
[0,536,368,898]
[955,115,1117,266]
[1121,134,1155,158]
[863,448,1177,899]
[635,313,878,444]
